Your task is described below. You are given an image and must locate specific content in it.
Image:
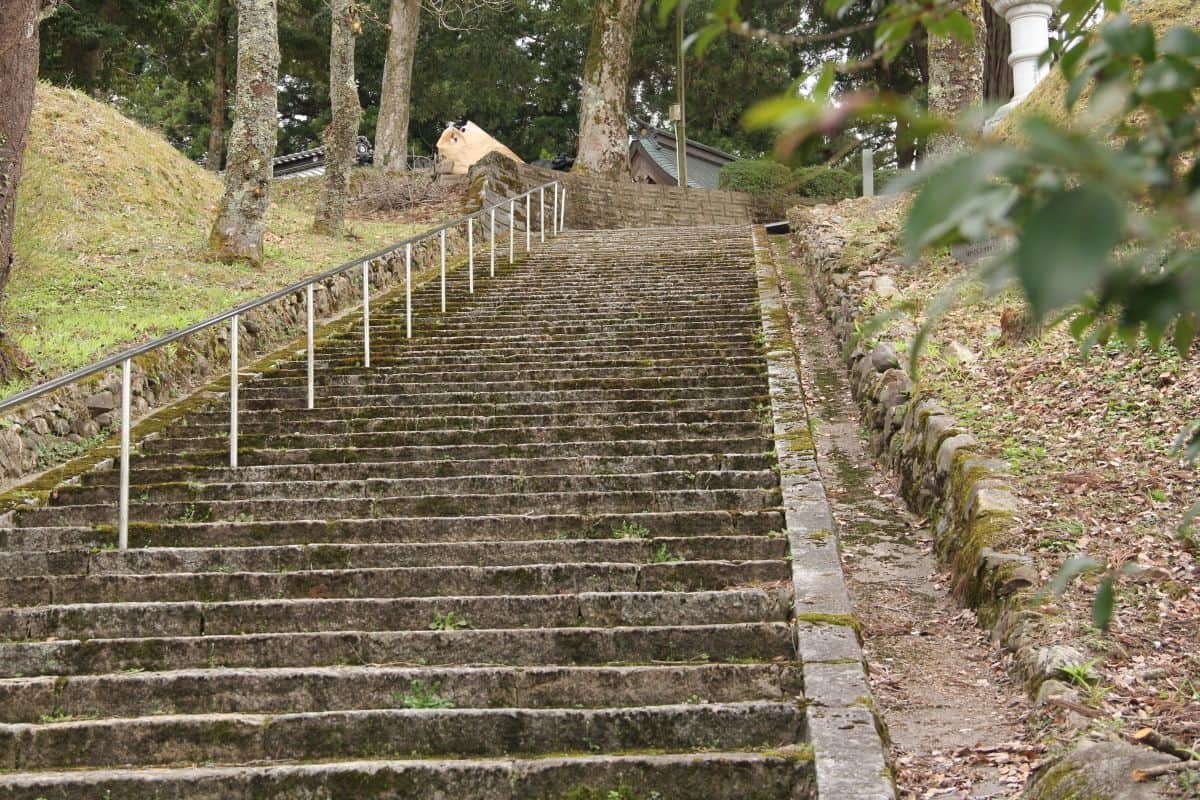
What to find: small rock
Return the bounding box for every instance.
[1035,679,1081,706]
[869,344,900,373]
[1034,644,1092,685]
[870,275,900,299]
[1025,741,1176,800]
[947,340,979,364]
[84,391,116,412]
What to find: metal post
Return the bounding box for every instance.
[468,217,475,294]
[539,186,545,243]
[552,185,558,236]
[862,147,875,198]
[440,229,447,313]
[560,188,567,231]
[118,358,131,551]
[509,200,515,264]
[230,315,238,469]
[306,284,315,410]
[490,207,496,277]
[676,2,688,191]
[405,243,413,339]
[362,262,371,368]
[525,194,531,252]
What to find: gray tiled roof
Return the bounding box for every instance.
[632,129,737,189]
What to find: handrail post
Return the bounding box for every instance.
[362,262,371,368]
[551,184,558,236]
[306,284,315,410]
[468,217,475,294]
[440,229,447,313]
[560,187,567,231]
[118,358,131,550]
[540,186,545,243]
[489,207,496,277]
[525,194,531,252]
[509,199,515,264]
[405,243,413,339]
[230,315,238,469]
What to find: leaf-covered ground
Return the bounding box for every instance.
[794,197,1199,794]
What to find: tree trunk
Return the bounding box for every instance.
[983,2,1013,103]
[208,0,279,265]
[206,0,229,172]
[376,0,420,172]
[0,0,54,382]
[314,0,363,237]
[573,0,639,179]
[926,0,984,157]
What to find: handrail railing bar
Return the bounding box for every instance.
[0,181,560,415]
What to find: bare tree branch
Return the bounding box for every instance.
[421,0,511,31]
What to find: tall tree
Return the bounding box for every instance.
[209,0,280,265]
[376,0,421,171]
[375,0,509,171]
[574,0,640,178]
[206,0,231,171]
[926,0,984,156]
[0,0,57,381]
[314,0,363,236]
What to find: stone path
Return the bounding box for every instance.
[0,226,853,799]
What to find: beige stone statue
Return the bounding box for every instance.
[436,122,523,175]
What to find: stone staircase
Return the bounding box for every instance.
[0,225,815,799]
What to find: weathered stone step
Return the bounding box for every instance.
[138,422,771,456]
[0,749,810,800]
[0,535,788,578]
[0,701,804,771]
[319,331,758,351]
[54,470,776,507]
[0,662,803,723]
[231,374,767,403]
[1,588,791,641]
[127,436,773,471]
[84,452,775,487]
[174,410,764,439]
[2,509,785,550]
[0,622,794,677]
[271,352,763,373]
[17,486,782,527]
[2,559,790,607]
[241,362,766,387]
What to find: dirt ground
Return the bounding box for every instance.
[775,239,1043,799]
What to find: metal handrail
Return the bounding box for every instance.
[1,179,566,548]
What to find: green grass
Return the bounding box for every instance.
[7,85,435,394]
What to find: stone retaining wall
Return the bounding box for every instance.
[784,203,1087,694]
[0,227,470,499]
[468,154,754,230]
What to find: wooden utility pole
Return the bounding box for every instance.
[675,3,688,190]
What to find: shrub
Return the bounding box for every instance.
[717,159,793,196]
[793,166,858,200]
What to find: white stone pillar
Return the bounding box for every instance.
[990,0,1059,104]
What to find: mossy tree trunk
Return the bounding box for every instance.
[208,0,279,265]
[206,0,230,172]
[314,0,363,236]
[926,0,984,157]
[376,0,420,173]
[983,3,1013,103]
[573,0,639,180]
[0,0,56,382]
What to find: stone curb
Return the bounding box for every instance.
[753,228,896,800]
[783,204,1095,698]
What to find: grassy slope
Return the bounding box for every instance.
[992,0,1200,138]
[7,85,428,389]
